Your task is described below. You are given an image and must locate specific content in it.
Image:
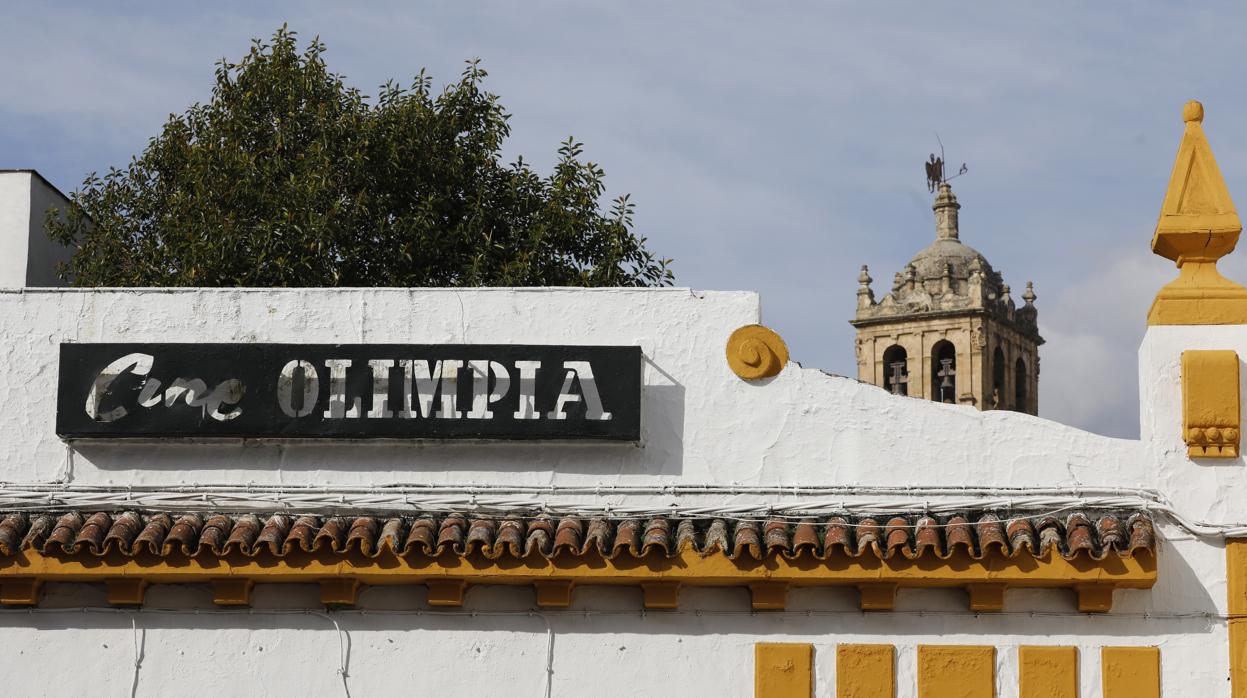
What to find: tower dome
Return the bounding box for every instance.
[850,180,1043,414]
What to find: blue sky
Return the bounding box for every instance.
[5,3,1246,437]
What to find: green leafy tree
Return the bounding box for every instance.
[47,27,673,287]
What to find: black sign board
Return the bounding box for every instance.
[56,343,641,440]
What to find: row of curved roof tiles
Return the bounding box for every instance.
[0,510,1154,562]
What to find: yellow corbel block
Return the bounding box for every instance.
[1182,349,1241,458]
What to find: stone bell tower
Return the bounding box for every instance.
[851,183,1043,414]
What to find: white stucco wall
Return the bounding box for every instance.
[0,173,33,288]
[0,171,72,288]
[0,287,1145,492]
[0,287,1231,696]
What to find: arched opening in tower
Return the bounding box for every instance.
[882,344,909,396]
[992,346,1006,409]
[931,340,956,404]
[1014,356,1028,412]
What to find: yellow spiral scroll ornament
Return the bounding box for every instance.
[726,325,789,380]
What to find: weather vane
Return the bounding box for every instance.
[925,133,969,193]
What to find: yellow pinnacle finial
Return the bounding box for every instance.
[1148,99,1247,325]
[1184,100,1204,124]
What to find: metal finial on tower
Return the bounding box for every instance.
[925,134,969,193]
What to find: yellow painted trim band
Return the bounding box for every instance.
[837,644,894,698]
[755,643,812,698]
[917,645,995,698]
[1101,646,1159,698]
[0,547,1156,609]
[1019,646,1077,698]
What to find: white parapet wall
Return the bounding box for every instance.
[0,286,1145,491]
[0,285,1229,695]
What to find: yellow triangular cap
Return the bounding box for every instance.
[1148,100,1247,325]
[1153,100,1241,256]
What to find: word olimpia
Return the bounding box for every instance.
[0,101,1244,697]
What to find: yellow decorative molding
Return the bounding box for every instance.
[1149,100,1247,325]
[1101,647,1160,698]
[837,644,895,698]
[917,645,994,698]
[1182,349,1241,458]
[1019,646,1077,698]
[727,324,789,379]
[1227,539,1247,697]
[755,643,812,698]
[0,546,1155,610]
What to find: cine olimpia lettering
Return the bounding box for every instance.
[57,344,642,440]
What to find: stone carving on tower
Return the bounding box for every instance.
[851,182,1043,414]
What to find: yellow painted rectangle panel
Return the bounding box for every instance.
[837,644,894,698]
[1233,620,1247,698]
[1228,540,1247,698]
[1101,647,1159,698]
[917,645,995,698]
[1229,540,1247,615]
[1019,646,1077,698]
[1181,349,1240,457]
[756,643,812,698]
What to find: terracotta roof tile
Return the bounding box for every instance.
[1128,514,1155,551]
[643,518,672,556]
[791,518,819,557]
[824,516,852,555]
[224,513,261,553]
[406,516,436,554]
[256,514,291,554]
[0,513,25,556]
[494,517,523,558]
[1,510,1156,562]
[885,516,910,557]
[701,519,728,555]
[914,516,940,556]
[73,512,110,553]
[553,516,583,553]
[977,514,1007,556]
[674,519,697,553]
[435,514,465,553]
[1006,518,1037,554]
[199,514,231,554]
[134,514,172,555]
[317,516,349,552]
[945,515,974,554]
[731,520,760,559]
[856,518,881,556]
[764,518,790,554]
[526,518,553,557]
[347,516,379,555]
